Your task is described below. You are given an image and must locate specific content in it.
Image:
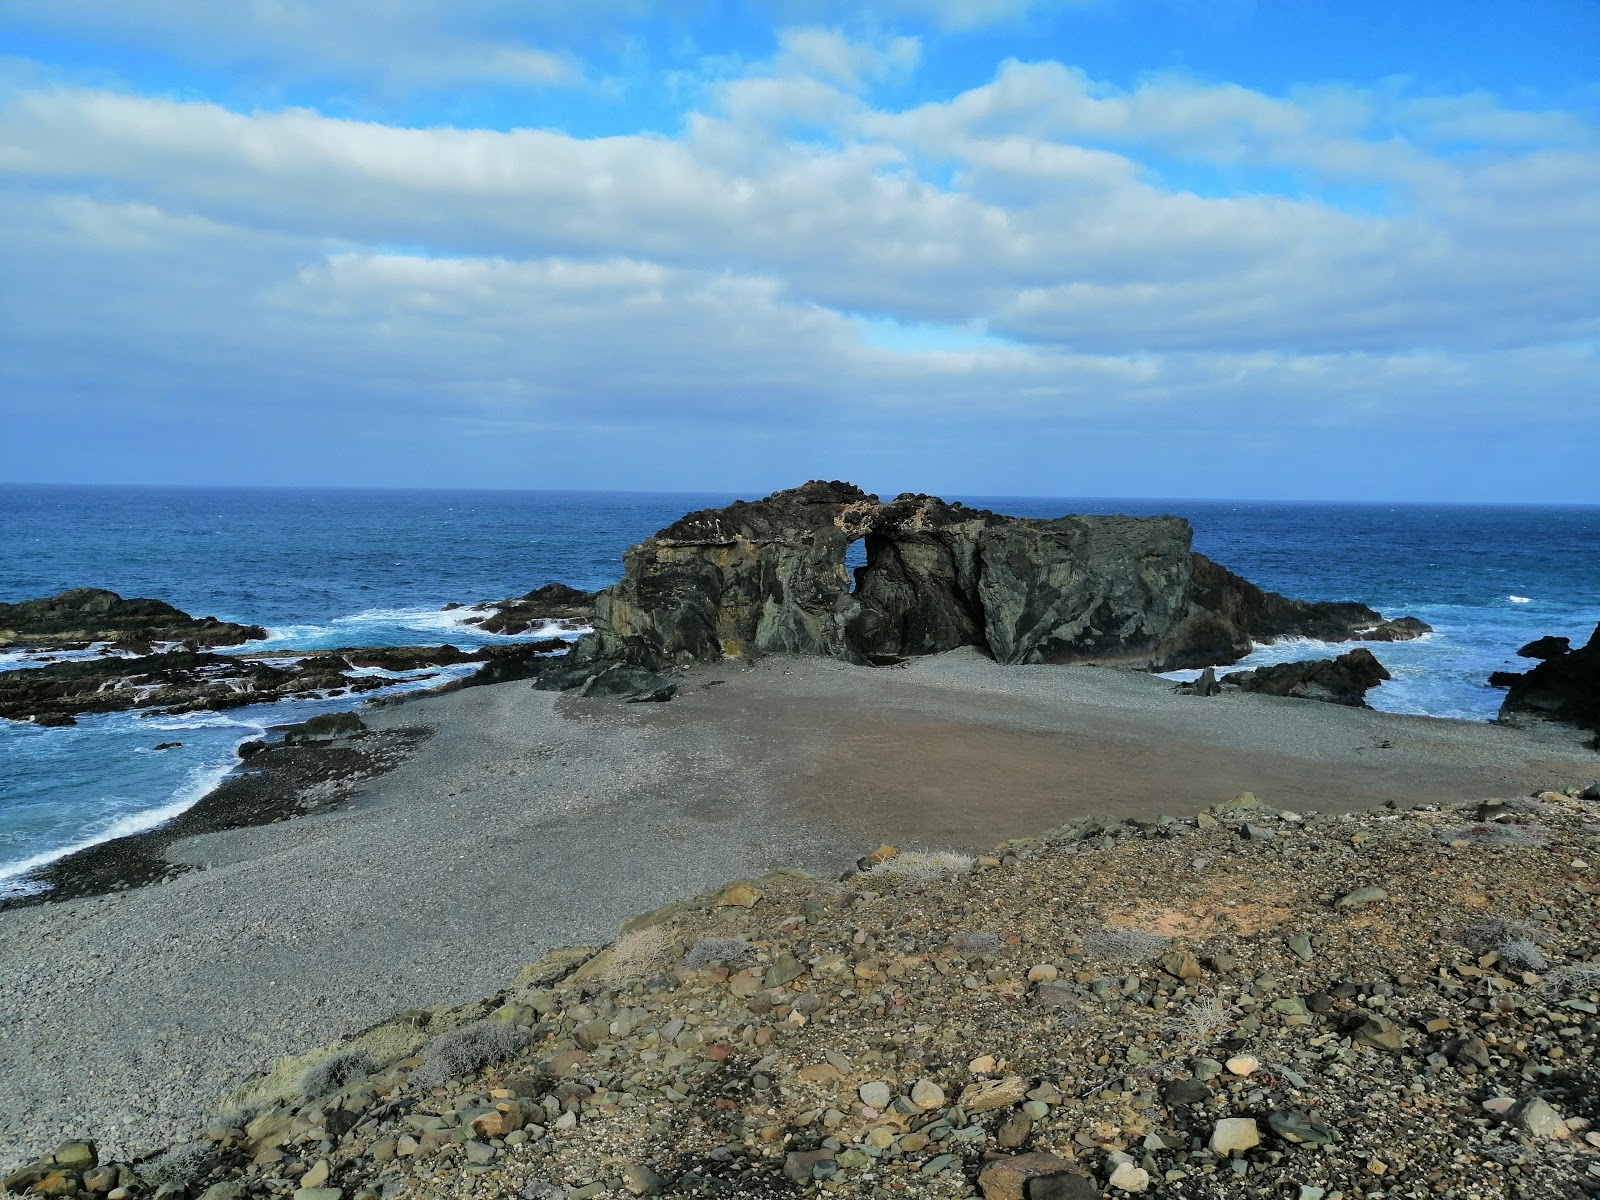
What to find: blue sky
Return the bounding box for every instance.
[1,1,1596,501]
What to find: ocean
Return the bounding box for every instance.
[2,484,1597,897]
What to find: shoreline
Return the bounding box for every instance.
[1,652,1596,1170]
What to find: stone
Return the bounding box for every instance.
[199,1186,243,1200]
[977,1152,1085,1200]
[1225,1055,1260,1077]
[1160,949,1203,980]
[1286,933,1315,961]
[1108,1162,1152,1193]
[717,884,761,908]
[49,1143,98,1171]
[1163,1078,1210,1106]
[621,1163,663,1195]
[961,1075,1029,1112]
[1027,1176,1098,1200]
[1268,1109,1337,1146]
[1335,885,1389,909]
[1350,1014,1408,1052]
[1027,964,1059,982]
[998,1109,1034,1148]
[299,1160,330,1189]
[782,1149,835,1183]
[293,1191,342,1200]
[464,1141,496,1165]
[910,1078,946,1110]
[1209,1117,1261,1156]
[859,1081,892,1110]
[1514,1097,1567,1139]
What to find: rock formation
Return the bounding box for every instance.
[1222,647,1392,707]
[0,587,268,651]
[547,482,1427,686]
[1493,621,1600,736]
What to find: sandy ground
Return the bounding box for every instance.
[1,650,1594,1168]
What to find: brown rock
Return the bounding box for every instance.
[978,1152,1086,1200]
[961,1076,1029,1113]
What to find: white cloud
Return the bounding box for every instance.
[0,33,1595,495]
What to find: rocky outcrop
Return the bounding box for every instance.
[0,588,268,651]
[1222,648,1392,707]
[549,482,1427,685]
[1494,621,1600,736]
[461,583,597,636]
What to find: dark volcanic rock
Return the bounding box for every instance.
[1517,634,1572,661]
[0,650,389,725]
[1222,647,1392,707]
[548,482,1427,684]
[467,583,598,635]
[1496,620,1600,735]
[0,587,267,650]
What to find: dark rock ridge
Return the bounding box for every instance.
[0,641,571,725]
[0,587,268,651]
[0,651,390,726]
[540,482,1427,687]
[1222,648,1392,707]
[1493,620,1600,736]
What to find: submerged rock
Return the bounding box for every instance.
[539,482,1426,685]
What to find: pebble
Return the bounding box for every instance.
[1209,1117,1261,1156]
[1108,1161,1151,1192]
[858,1081,892,1110]
[909,1078,945,1110]
[1224,1055,1259,1077]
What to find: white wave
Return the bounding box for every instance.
[249,602,585,648]
[0,746,244,892]
[1509,595,1531,604]
[142,715,269,733]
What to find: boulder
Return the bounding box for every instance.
[0,587,267,649]
[1222,648,1391,707]
[1495,621,1600,735]
[557,482,1427,677]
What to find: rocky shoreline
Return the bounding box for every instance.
[0,714,430,911]
[9,781,1599,1199]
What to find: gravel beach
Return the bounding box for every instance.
[2,652,1594,1169]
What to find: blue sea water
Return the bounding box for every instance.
[2,484,1598,896]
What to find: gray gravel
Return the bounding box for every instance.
[2,650,1594,1170]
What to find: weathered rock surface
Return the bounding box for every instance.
[1493,620,1600,736]
[1222,647,1392,707]
[23,782,1598,1198]
[545,482,1426,685]
[0,588,267,651]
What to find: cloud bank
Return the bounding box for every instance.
[1,14,1595,499]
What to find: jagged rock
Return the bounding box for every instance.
[0,588,267,650]
[549,482,1425,679]
[1175,666,1221,696]
[1222,647,1391,706]
[1494,621,1600,735]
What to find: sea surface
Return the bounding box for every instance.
[2,484,1597,896]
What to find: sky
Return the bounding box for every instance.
[1,1,1597,502]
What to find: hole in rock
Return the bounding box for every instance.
[844,538,867,593]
